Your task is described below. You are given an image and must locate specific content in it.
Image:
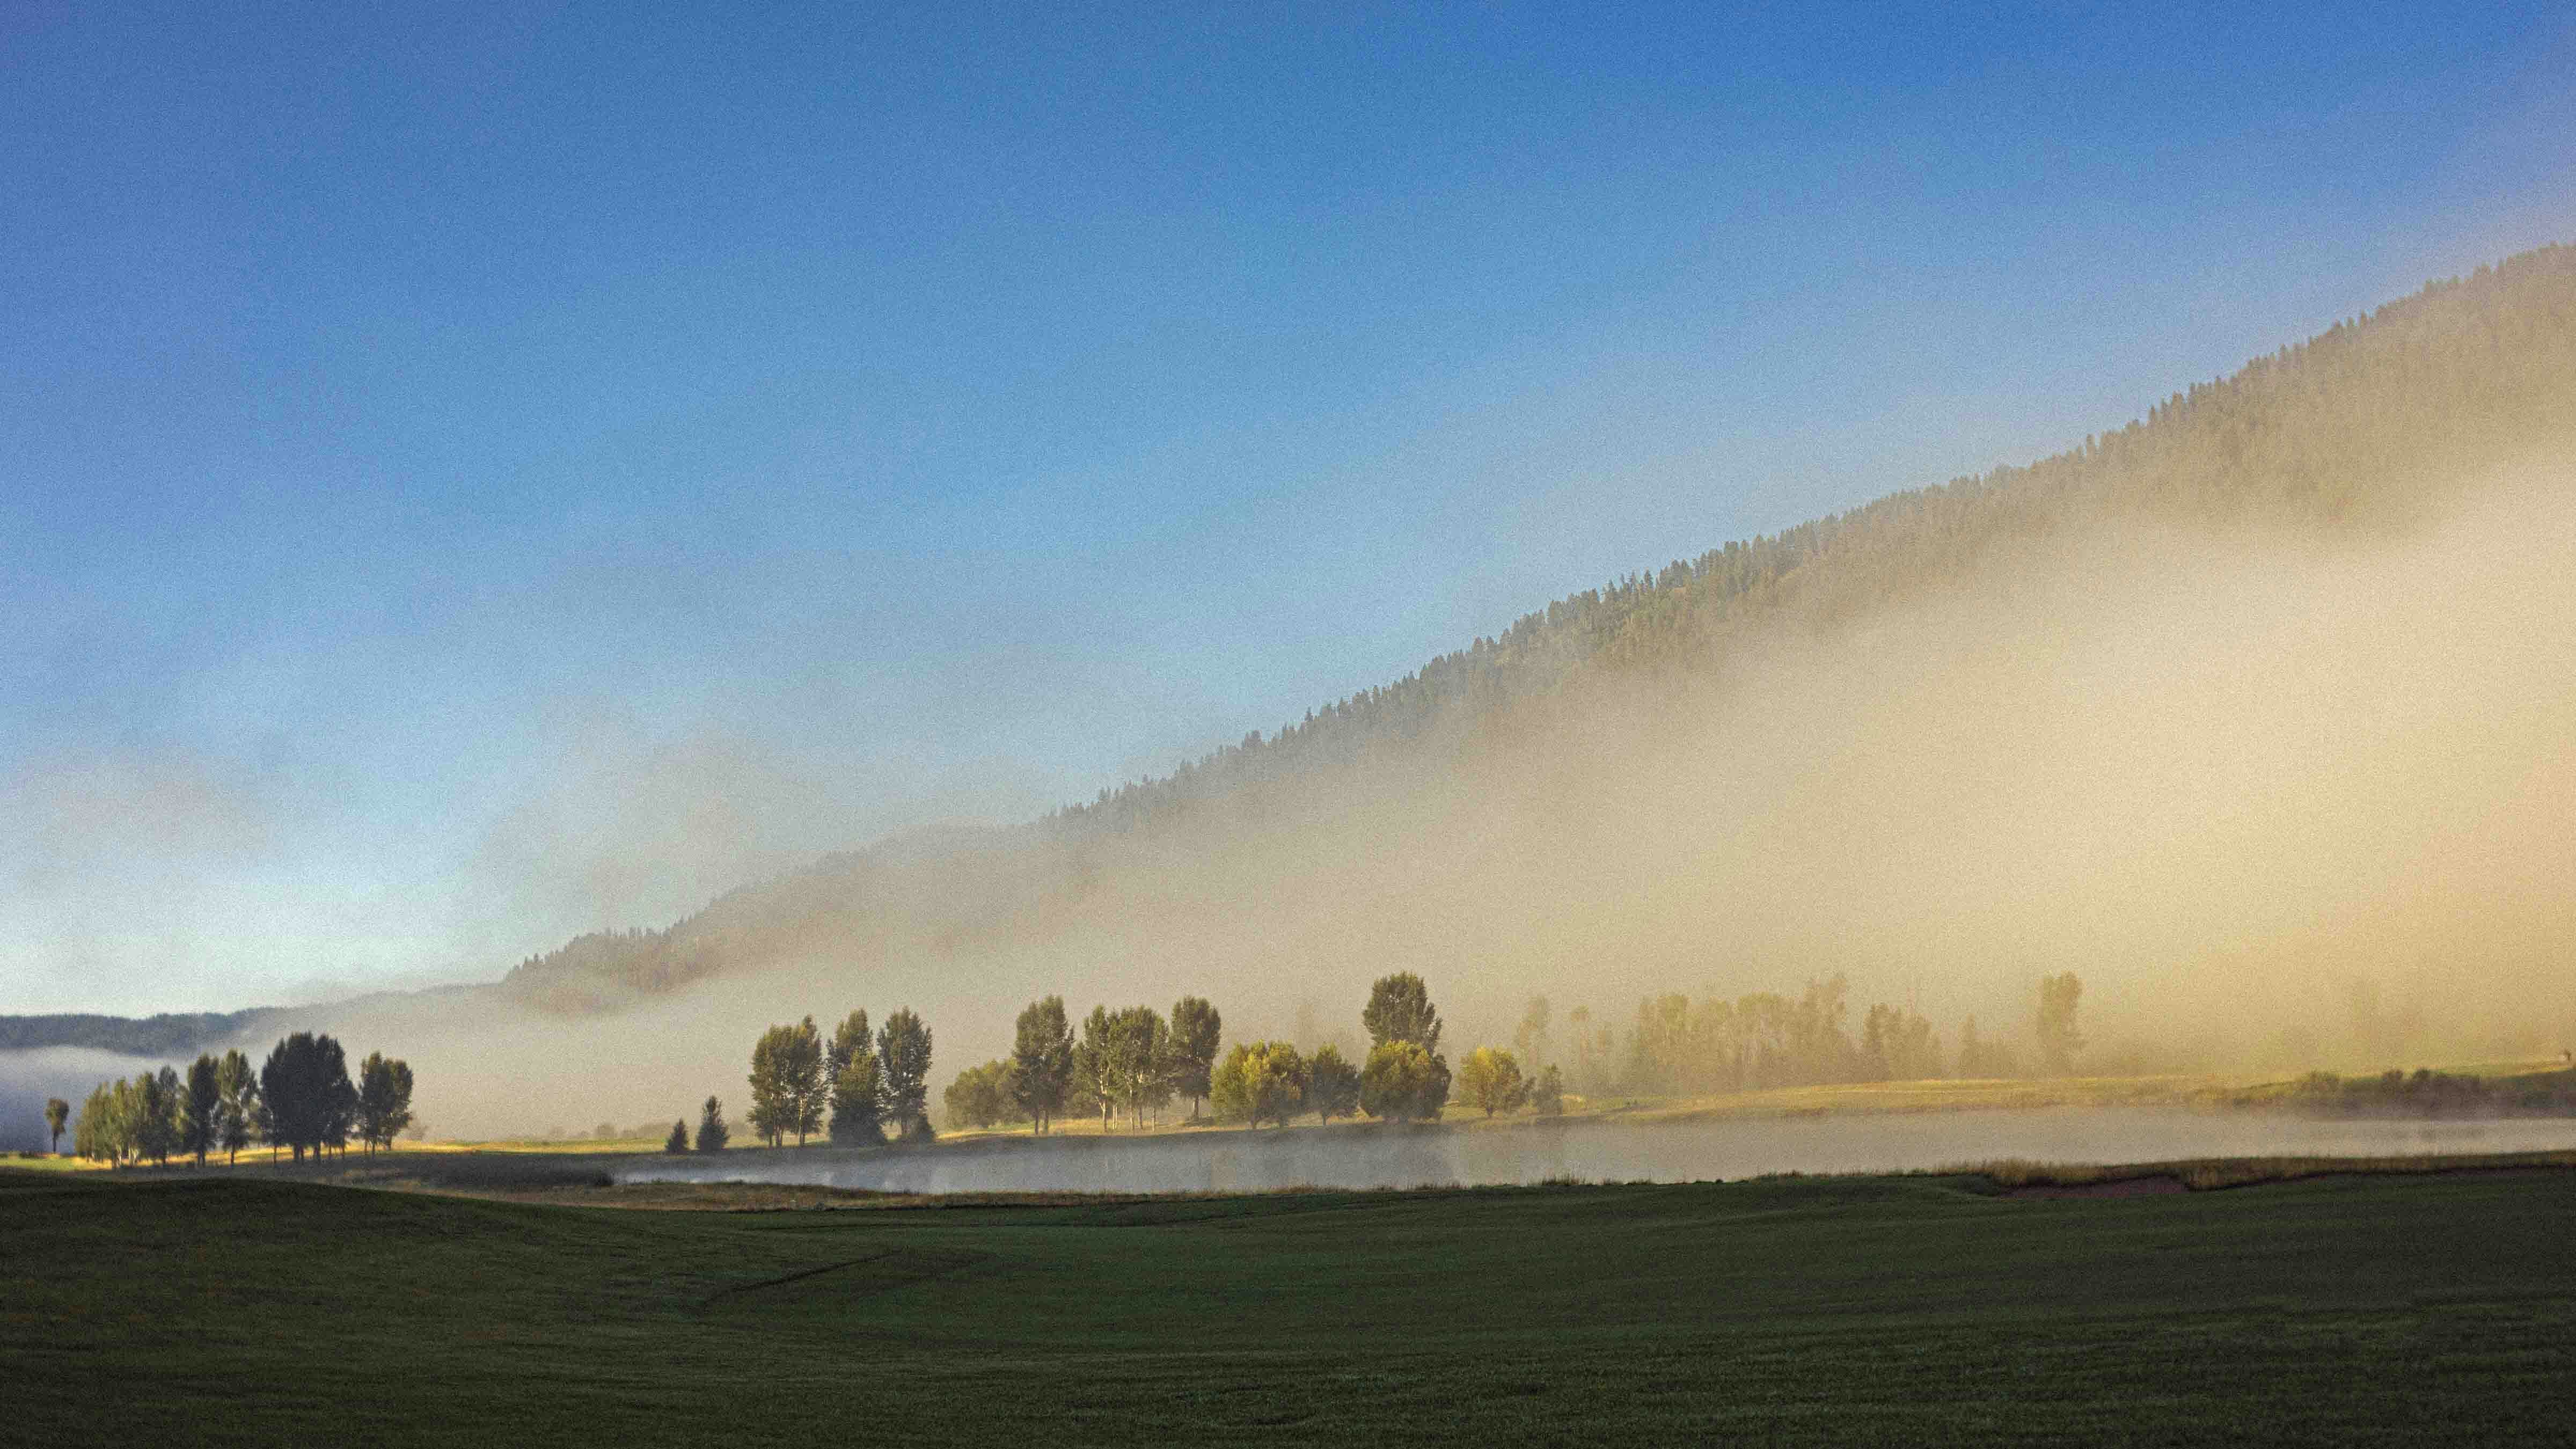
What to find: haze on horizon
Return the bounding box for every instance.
[8,0,2576,1102]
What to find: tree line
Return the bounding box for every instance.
[662,1005,938,1153]
[1543,971,2085,1097]
[64,1032,414,1166]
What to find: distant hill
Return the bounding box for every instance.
[13,244,2573,1043]
[487,245,2576,1014]
[0,1009,286,1058]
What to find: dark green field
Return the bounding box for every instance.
[4,1165,2571,1445]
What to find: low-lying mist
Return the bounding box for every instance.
[621,1110,2576,1196]
[202,455,2576,1144]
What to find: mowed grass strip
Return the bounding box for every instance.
[3,1166,2572,1445]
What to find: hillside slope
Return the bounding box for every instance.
[496,244,2576,1016]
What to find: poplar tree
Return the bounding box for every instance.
[182,1054,222,1165]
[45,1097,68,1155]
[1168,996,1222,1121]
[1009,996,1074,1134]
[876,1008,934,1141]
[215,1049,257,1163]
[828,1011,885,1146]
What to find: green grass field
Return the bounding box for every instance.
[5,1161,2573,1445]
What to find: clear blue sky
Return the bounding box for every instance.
[6,2,2571,1014]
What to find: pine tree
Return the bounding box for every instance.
[663,1120,689,1154]
[695,1095,729,1152]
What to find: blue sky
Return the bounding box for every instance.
[6,2,2572,1014]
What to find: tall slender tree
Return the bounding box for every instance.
[1075,1005,1119,1132]
[747,1026,797,1147]
[695,1095,730,1152]
[181,1055,222,1165]
[828,1012,885,1146]
[136,1067,180,1166]
[1168,996,1222,1121]
[876,1008,934,1141]
[44,1097,68,1155]
[1009,996,1074,1134]
[215,1049,257,1163]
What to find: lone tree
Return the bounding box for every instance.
[45,1097,68,1155]
[1363,972,1443,1056]
[877,1008,934,1141]
[1211,1041,1308,1128]
[1456,1046,1531,1118]
[1306,1044,1360,1124]
[695,1095,729,1152]
[1168,996,1223,1121]
[1360,1041,1450,1123]
[257,1033,355,1163]
[2036,972,2085,1076]
[829,1018,886,1146]
[663,1121,689,1154]
[181,1054,222,1166]
[1008,996,1075,1135]
[355,1052,415,1151]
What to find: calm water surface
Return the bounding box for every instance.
[619,1107,2576,1195]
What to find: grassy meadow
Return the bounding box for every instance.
[5,1157,2573,1445]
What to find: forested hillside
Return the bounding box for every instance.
[487,245,2576,1016]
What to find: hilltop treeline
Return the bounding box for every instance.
[0,1008,284,1057]
[466,245,2576,1012]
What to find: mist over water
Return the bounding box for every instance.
[619,1111,2576,1196]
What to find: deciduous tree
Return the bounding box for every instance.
[215,1049,257,1163]
[1457,1047,1530,1118]
[1009,996,1074,1135]
[1306,1044,1360,1124]
[2036,974,2085,1076]
[181,1054,221,1165]
[259,1033,355,1163]
[1168,996,1222,1121]
[356,1052,415,1151]
[942,1060,1012,1130]
[1211,1041,1307,1128]
[1360,1041,1448,1122]
[1363,972,1442,1055]
[44,1097,68,1155]
[876,1008,934,1141]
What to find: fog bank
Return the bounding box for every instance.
[179,458,2576,1141]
